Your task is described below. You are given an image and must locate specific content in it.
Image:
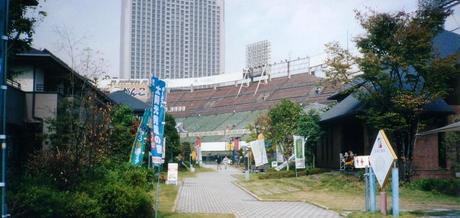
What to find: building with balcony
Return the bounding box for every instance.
[6,48,113,168]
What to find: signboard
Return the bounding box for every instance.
[293,135,306,169]
[276,144,284,162]
[369,130,397,187]
[271,161,278,168]
[354,155,370,169]
[129,109,150,166]
[250,140,268,167]
[150,76,167,165]
[166,163,178,185]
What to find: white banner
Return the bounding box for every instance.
[276,144,284,163]
[250,140,268,167]
[293,135,306,169]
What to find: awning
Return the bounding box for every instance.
[417,121,460,135]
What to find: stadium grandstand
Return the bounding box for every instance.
[168,73,335,143]
[101,55,337,143]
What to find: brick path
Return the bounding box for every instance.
[176,165,341,218]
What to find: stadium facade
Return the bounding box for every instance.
[120,0,225,80]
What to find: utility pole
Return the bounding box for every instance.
[0,0,8,217]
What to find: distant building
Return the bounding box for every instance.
[120,0,225,80]
[245,40,271,76]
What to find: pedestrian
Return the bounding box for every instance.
[216,155,222,170]
[223,156,229,170]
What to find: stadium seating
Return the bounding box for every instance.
[168,72,333,119]
[170,72,336,142]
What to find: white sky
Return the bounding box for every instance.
[32,0,460,77]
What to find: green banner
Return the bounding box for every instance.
[129,109,150,166]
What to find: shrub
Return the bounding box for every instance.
[409,179,460,196]
[67,192,102,218]
[258,168,327,180]
[11,185,71,218]
[96,182,154,218]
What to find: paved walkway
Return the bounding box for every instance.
[176,165,341,218]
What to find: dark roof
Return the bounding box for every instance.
[433,30,460,59]
[109,91,147,112]
[320,95,361,122]
[418,121,460,135]
[15,48,114,104]
[320,95,452,122]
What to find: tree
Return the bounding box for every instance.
[7,0,46,55]
[27,92,113,189]
[354,2,459,181]
[297,110,322,167]
[268,99,302,160]
[109,105,136,162]
[322,41,356,89]
[164,113,180,164]
[246,114,272,142]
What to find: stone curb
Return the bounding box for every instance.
[172,180,184,212]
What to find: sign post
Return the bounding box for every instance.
[369,168,376,212]
[369,130,398,216]
[0,0,8,216]
[353,155,370,211]
[392,163,399,216]
[150,76,167,218]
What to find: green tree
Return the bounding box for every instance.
[322,41,356,89]
[110,105,136,162]
[297,110,322,167]
[246,113,272,142]
[354,2,459,181]
[164,113,180,163]
[268,99,302,160]
[7,0,46,54]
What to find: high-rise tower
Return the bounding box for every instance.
[120,0,225,79]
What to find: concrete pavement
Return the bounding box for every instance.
[176,165,341,218]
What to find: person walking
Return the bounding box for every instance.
[216,155,222,170]
[223,156,229,170]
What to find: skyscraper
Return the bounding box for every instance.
[120,0,225,79]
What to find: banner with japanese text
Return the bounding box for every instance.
[129,109,150,166]
[150,76,167,165]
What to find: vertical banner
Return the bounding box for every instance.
[150,76,167,165]
[129,109,150,166]
[276,144,284,163]
[250,140,268,167]
[195,136,202,164]
[293,135,306,169]
[233,138,239,161]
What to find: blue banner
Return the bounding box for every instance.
[129,109,150,166]
[150,76,167,165]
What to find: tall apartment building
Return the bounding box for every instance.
[120,0,225,79]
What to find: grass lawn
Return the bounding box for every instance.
[236,171,460,215]
[151,166,235,218]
